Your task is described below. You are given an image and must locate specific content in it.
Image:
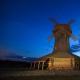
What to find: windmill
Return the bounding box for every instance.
[48,18,78,42]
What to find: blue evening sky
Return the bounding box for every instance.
[0,0,80,57]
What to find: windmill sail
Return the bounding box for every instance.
[71,34,78,41]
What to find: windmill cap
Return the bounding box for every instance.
[53,24,72,36]
[54,24,71,30]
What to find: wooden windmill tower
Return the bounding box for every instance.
[53,24,71,52]
[31,19,80,70]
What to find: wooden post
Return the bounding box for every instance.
[42,62,44,70]
[30,62,32,69]
[33,62,35,69]
[78,63,79,70]
[38,62,40,70]
[71,58,73,68]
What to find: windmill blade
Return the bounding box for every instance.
[78,33,80,44]
[71,34,78,41]
[48,17,58,24]
[68,19,75,25]
[78,33,80,37]
[78,39,80,45]
[48,35,53,42]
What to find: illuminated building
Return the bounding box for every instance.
[30,23,80,70]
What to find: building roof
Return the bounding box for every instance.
[36,51,80,61]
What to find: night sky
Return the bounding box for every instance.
[0,0,80,57]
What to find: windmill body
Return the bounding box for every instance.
[30,22,80,70]
[53,24,71,52]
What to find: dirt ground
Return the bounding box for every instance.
[1,70,80,80]
[0,76,80,80]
